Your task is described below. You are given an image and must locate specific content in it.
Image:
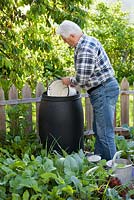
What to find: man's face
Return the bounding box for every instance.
[61,35,76,47]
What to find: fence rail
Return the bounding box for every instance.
[0,77,133,141]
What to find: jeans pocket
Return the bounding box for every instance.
[90,87,104,110]
[106,86,119,106]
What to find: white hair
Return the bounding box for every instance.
[56,20,82,38]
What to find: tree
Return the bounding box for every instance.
[86,2,134,83]
[1,0,134,96]
[0,0,92,94]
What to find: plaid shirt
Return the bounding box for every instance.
[71,34,115,90]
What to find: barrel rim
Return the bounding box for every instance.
[41,91,81,102]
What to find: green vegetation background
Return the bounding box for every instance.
[0,0,134,97]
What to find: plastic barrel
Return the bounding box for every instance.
[38,92,84,154]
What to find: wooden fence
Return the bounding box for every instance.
[0,77,133,141]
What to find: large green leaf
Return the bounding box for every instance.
[9,175,41,193]
[40,172,57,184]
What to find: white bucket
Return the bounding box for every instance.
[47,80,77,97]
[113,158,133,184]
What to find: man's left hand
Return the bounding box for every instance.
[61,77,71,85]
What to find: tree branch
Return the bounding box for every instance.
[0,49,10,59]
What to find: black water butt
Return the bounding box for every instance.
[38,92,84,154]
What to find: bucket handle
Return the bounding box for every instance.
[112,150,123,167]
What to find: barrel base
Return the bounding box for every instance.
[41,134,84,155]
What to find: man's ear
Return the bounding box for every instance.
[70,34,75,38]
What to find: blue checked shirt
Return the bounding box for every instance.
[70,34,115,90]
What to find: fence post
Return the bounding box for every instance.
[9,85,18,136]
[0,87,6,143]
[120,77,129,136]
[36,82,44,134]
[22,83,32,134]
[85,96,93,133]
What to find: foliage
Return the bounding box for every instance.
[1,0,134,95]
[86,130,134,161]
[7,104,33,137]
[86,2,134,83]
[0,0,92,94]
[122,124,134,140]
[0,127,134,199]
[0,134,132,200]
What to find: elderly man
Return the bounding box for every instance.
[56,20,119,161]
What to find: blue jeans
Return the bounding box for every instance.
[88,77,119,160]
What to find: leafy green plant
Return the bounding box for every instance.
[84,135,95,152]
[7,104,32,137]
[122,124,134,140]
[1,120,134,199]
[0,137,134,199]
